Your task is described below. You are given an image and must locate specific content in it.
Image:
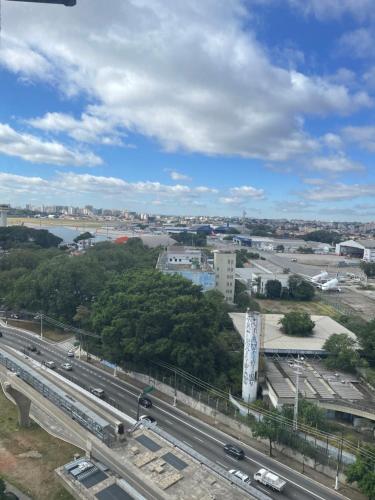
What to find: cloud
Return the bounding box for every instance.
[302,182,375,201]
[0,37,51,78]
[1,0,371,162]
[288,0,374,20]
[0,123,102,166]
[309,155,364,173]
[338,29,375,59]
[322,133,343,150]
[303,178,326,185]
[28,112,125,146]
[343,125,375,152]
[230,185,265,199]
[167,170,192,182]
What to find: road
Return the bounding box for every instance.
[0,323,350,500]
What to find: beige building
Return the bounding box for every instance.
[0,204,9,228]
[214,249,236,302]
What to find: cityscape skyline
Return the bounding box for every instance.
[1,1,375,220]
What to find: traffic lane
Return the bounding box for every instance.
[0,330,346,500]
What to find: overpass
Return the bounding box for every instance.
[0,320,352,500]
[0,345,268,500]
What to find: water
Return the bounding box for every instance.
[32,225,110,244]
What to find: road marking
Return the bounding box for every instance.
[182,440,193,448]
[192,435,204,443]
[216,461,227,469]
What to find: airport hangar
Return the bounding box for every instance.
[230,313,375,428]
[336,239,375,262]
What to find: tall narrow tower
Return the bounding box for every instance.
[0,204,9,227]
[242,310,261,404]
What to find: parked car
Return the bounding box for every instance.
[229,469,251,484]
[139,396,152,408]
[89,387,105,399]
[223,444,245,460]
[61,363,73,371]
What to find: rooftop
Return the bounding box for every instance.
[230,313,357,354]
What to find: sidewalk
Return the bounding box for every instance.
[5,481,32,500]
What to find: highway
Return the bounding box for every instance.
[0,323,350,500]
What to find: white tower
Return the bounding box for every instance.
[0,205,9,227]
[242,310,261,403]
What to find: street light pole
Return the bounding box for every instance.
[40,313,43,340]
[293,355,304,431]
[136,392,142,421]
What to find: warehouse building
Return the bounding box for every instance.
[336,239,375,261]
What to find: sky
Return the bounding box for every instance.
[0,0,375,221]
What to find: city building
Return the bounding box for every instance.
[213,249,236,302]
[157,247,215,291]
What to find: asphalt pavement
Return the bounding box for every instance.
[0,323,351,500]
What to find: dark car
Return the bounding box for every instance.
[139,396,152,408]
[0,331,2,337]
[27,345,37,352]
[224,444,245,460]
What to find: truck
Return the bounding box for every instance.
[254,468,286,492]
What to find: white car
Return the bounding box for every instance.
[229,469,251,484]
[67,350,75,357]
[139,415,157,427]
[61,363,73,371]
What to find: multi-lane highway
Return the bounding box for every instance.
[0,322,350,500]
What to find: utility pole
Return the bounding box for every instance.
[293,355,304,431]
[173,370,177,407]
[334,432,344,490]
[40,313,43,340]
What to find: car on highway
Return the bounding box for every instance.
[223,443,245,460]
[90,387,105,399]
[139,415,156,425]
[291,258,297,262]
[27,345,37,352]
[229,469,251,484]
[0,331,2,337]
[139,396,152,408]
[61,362,73,371]
[44,361,56,369]
[67,350,75,357]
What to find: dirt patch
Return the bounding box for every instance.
[256,298,339,317]
[0,389,77,499]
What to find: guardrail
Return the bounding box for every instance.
[152,426,272,500]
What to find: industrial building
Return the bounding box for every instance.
[213,249,236,302]
[336,239,375,262]
[157,247,215,291]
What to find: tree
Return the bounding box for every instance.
[265,279,282,299]
[74,231,94,243]
[303,230,341,245]
[323,334,360,373]
[288,275,315,301]
[346,446,375,500]
[0,226,62,249]
[297,246,314,254]
[252,409,285,456]
[0,477,6,499]
[357,319,375,367]
[360,261,375,278]
[90,270,237,383]
[276,244,284,252]
[279,311,315,336]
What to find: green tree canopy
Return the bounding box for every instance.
[265,279,282,299]
[90,270,234,381]
[279,311,315,336]
[360,261,375,278]
[303,230,341,245]
[0,477,5,498]
[288,275,315,301]
[0,226,62,249]
[323,333,360,373]
[346,446,375,500]
[74,231,94,243]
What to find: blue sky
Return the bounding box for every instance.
[1,0,375,220]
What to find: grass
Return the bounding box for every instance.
[7,320,74,343]
[8,217,102,228]
[256,298,339,317]
[0,389,78,500]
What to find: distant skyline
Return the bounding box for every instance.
[1,1,375,221]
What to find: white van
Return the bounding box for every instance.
[90,387,104,399]
[45,361,56,369]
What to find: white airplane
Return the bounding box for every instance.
[318,278,341,292]
[310,271,329,283]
